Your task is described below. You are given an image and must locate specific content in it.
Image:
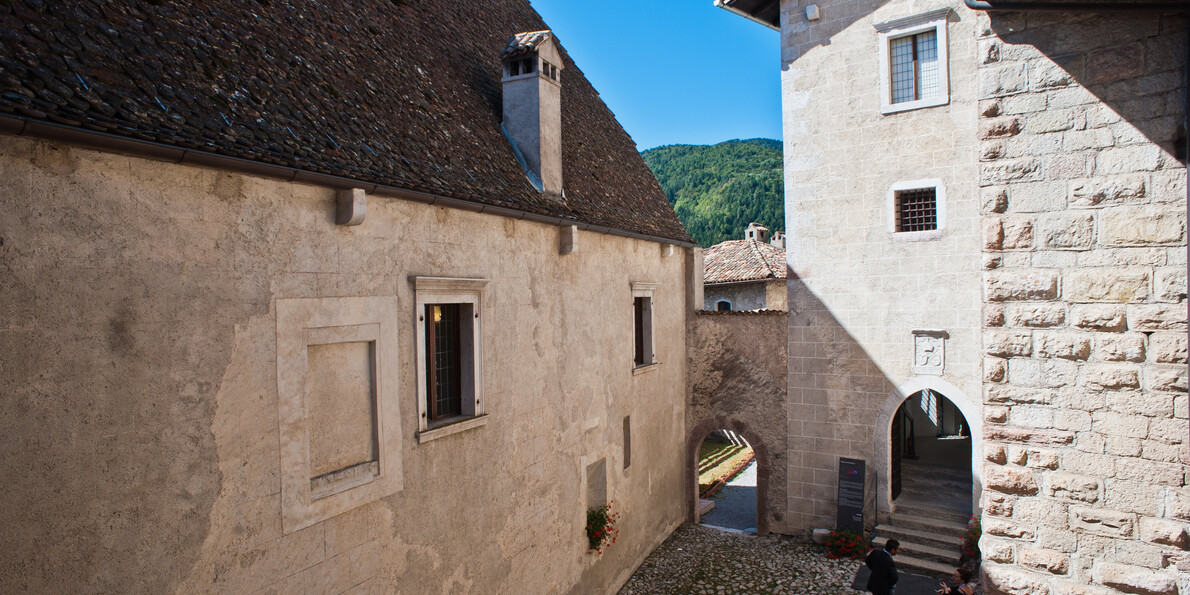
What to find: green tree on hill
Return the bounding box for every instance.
[641,138,784,248]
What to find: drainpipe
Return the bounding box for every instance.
[965,0,1190,447]
[963,1,1190,13]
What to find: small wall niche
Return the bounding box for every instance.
[623,417,632,470]
[586,458,607,509]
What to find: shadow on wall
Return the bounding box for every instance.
[984,10,1187,163]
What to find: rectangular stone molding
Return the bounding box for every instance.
[276,296,402,533]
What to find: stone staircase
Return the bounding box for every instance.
[871,461,972,580]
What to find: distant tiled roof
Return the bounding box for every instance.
[704,238,786,284]
[501,31,552,59]
[0,0,692,244]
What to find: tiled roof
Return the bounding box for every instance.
[501,31,552,59]
[703,238,786,284]
[0,0,692,244]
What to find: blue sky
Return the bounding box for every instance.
[527,0,782,151]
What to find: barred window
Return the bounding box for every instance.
[895,188,937,232]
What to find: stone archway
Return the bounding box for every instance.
[686,418,771,536]
[874,377,982,521]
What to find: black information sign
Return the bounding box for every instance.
[836,458,866,534]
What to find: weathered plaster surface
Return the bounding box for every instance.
[0,135,688,594]
[704,279,787,311]
[687,312,789,535]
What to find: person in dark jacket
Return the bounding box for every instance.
[865,539,900,595]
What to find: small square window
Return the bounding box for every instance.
[895,188,937,232]
[886,179,945,240]
[414,277,489,443]
[875,9,951,114]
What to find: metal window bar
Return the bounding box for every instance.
[426,303,462,420]
[896,188,938,232]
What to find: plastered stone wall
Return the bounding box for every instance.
[704,279,787,311]
[687,311,789,535]
[0,135,689,594]
[778,0,984,530]
[975,11,1190,595]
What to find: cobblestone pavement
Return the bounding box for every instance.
[619,524,864,595]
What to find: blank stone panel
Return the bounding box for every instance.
[307,341,378,478]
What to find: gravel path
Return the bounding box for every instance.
[619,524,864,595]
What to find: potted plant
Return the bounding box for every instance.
[823,528,867,559]
[586,501,620,554]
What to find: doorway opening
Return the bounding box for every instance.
[696,429,757,533]
[891,388,973,517]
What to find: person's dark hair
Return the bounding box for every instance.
[956,566,973,582]
[886,539,900,551]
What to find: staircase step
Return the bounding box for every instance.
[886,513,967,535]
[874,523,963,552]
[871,534,962,566]
[874,550,960,581]
[892,501,972,524]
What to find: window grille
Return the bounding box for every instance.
[895,187,937,232]
[426,303,462,421]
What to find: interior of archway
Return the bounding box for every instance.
[892,389,973,519]
[695,429,757,533]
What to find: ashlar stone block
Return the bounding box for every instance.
[1101,207,1186,247]
[1020,546,1070,574]
[1081,364,1141,389]
[986,270,1060,301]
[987,426,1074,445]
[1039,212,1095,250]
[986,330,1034,357]
[1046,472,1102,503]
[1095,333,1146,362]
[1070,506,1136,537]
[1036,332,1092,360]
[1150,333,1188,364]
[1097,562,1178,595]
[1128,304,1187,331]
[983,562,1052,595]
[1069,175,1147,207]
[986,465,1040,495]
[1147,367,1188,393]
[1072,304,1127,332]
[1064,269,1150,303]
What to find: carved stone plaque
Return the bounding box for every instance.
[912,329,948,375]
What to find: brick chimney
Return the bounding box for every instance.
[500,31,564,195]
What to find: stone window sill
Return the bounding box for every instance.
[416,414,489,444]
[633,362,661,376]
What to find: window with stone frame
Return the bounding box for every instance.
[886,179,945,240]
[414,276,489,443]
[631,281,658,371]
[875,9,951,114]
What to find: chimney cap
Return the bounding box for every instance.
[501,30,554,60]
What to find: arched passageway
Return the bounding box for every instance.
[695,429,757,532]
[685,419,772,536]
[891,389,973,518]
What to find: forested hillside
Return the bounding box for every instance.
[641,138,784,248]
